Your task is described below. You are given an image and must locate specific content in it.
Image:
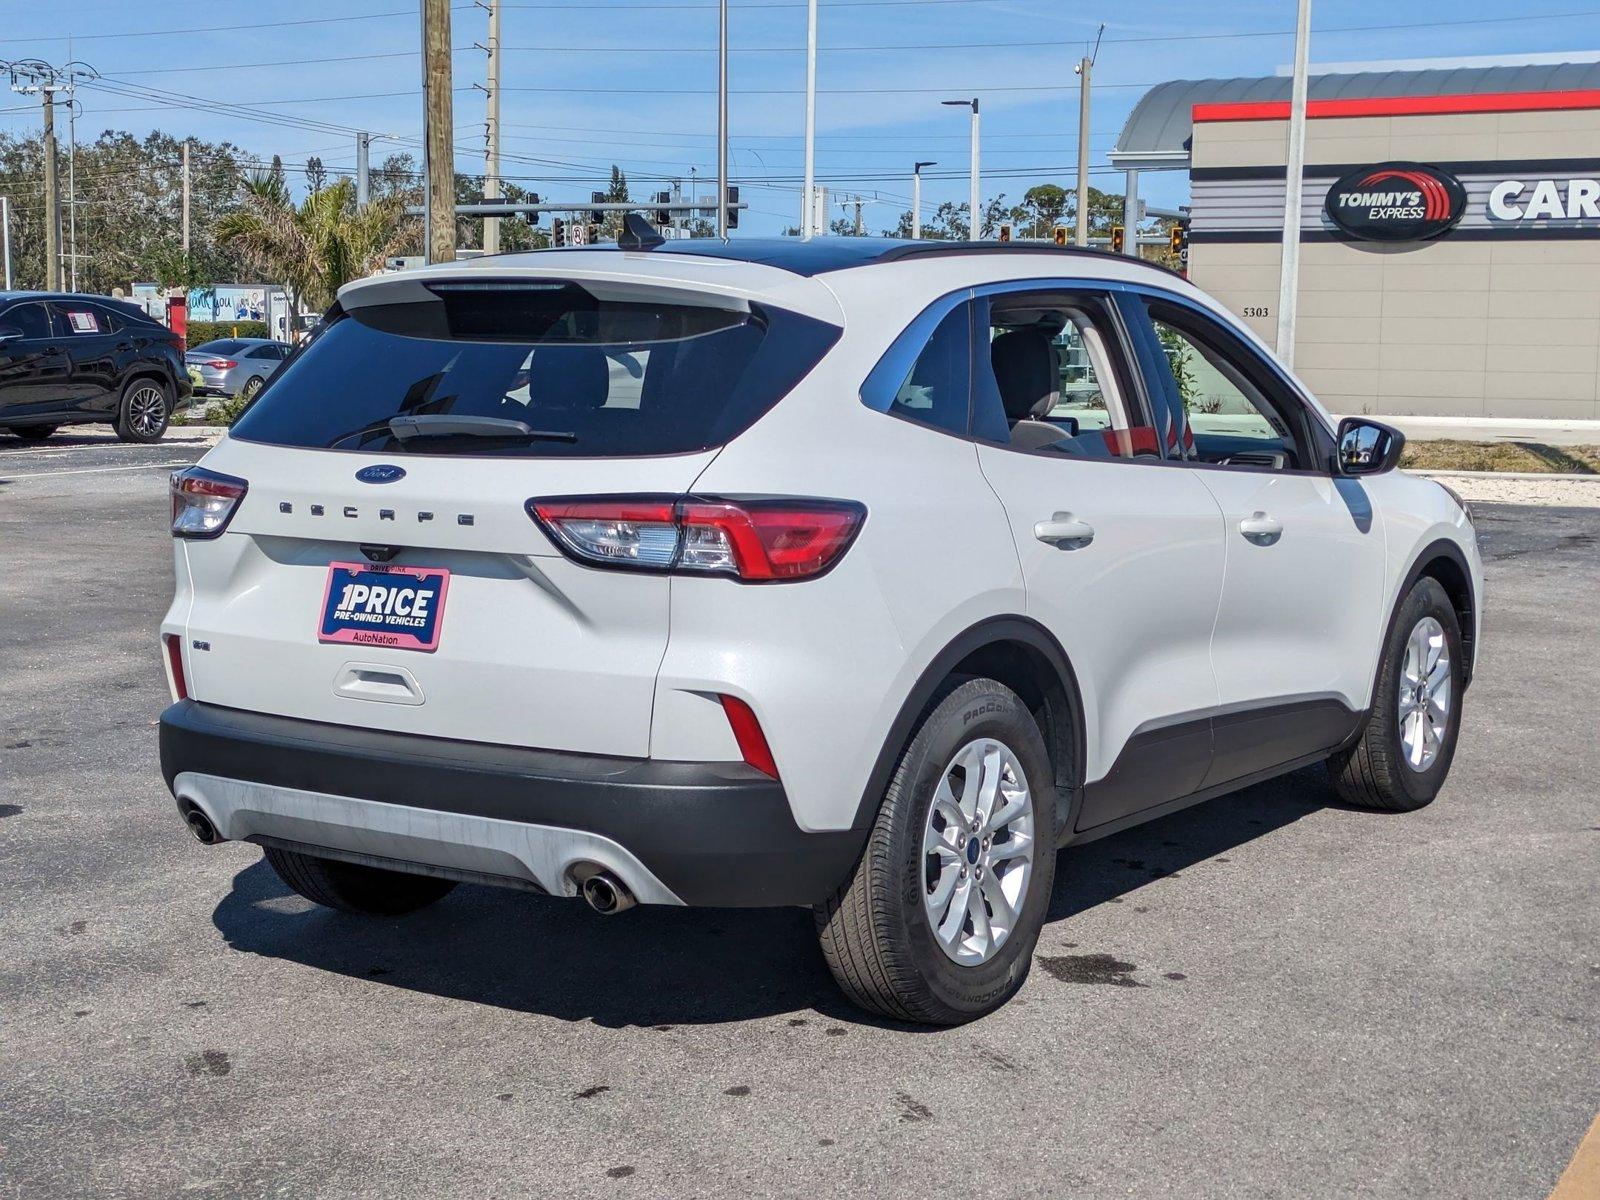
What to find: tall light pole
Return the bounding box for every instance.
[942,98,979,239]
[1,195,12,290]
[911,161,936,239]
[716,0,730,239]
[1276,0,1313,368]
[802,0,818,239]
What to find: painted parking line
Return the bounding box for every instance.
[1548,1114,1600,1200]
[1,461,194,481]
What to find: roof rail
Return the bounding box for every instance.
[875,240,1189,281]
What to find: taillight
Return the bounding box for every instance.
[162,633,188,701]
[170,466,248,539]
[207,359,237,369]
[720,694,778,778]
[528,496,865,582]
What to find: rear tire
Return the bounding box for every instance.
[1328,577,1464,812]
[263,846,457,915]
[12,424,58,442]
[239,375,264,401]
[114,377,170,443]
[815,677,1058,1025]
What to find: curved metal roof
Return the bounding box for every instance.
[1115,61,1600,159]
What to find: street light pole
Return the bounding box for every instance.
[716,0,730,239]
[911,161,936,239]
[1276,0,1313,368]
[802,0,817,239]
[942,98,979,239]
[1,195,12,290]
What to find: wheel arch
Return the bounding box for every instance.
[850,616,1087,838]
[1398,537,1477,687]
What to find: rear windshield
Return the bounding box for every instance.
[230,280,841,457]
[193,339,246,355]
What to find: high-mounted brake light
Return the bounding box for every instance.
[528,496,865,582]
[170,466,248,539]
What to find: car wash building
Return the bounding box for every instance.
[1112,58,1600,421]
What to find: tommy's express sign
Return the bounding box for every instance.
[1324,162,1467,241]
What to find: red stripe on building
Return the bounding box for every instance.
[1192,89,1600,124]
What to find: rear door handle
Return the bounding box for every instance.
[1034,513,1095,549]
[1239,511,1283,545]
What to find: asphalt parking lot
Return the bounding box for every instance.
[2,435,1596,1199]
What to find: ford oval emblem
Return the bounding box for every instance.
[355,464,407,485]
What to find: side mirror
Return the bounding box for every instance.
[1337,417,1405,476]
[0,325,23,343]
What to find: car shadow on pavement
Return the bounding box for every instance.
[210,767,1335,1029]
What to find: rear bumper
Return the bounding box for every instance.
[159,700,866,907]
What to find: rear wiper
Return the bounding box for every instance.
[386,415,578,443]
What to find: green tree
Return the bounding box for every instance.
[217,173,415,322]
[305,155,326,193]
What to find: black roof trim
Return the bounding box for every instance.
[613,236,1187,279]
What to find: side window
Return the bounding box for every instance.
[53,304,105,336]
[249,345,277,359]
[973,290,1155,459]
[1142,301,1308,471]
[875,302,972,437]
[5,303,54,341]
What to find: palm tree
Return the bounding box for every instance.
[217,173,415,334]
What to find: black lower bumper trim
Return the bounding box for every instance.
[159,700,865,908]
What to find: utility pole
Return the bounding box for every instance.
[853,195,863,236]
[422,0,456,263]
[480,0,502,253]
[911,161,936,239]
[802,0,817,238]
[1276,0,1313,368]
[1073,26,1102,247]
[181,138,191,255]
[356,131,371,208]
[41,88,60,291]
[1,195,12,290]
[716,0,730,239]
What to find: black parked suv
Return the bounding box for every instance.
[0,292,191,443]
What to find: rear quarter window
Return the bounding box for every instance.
[231,281,841,458]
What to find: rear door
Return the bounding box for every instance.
[968,284,1227,832]
[1129,291,1387,786]
[179,276,842,759]
[51,301,123,413]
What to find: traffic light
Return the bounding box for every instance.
[1169,223,1188,255]
[1110,225,1125,254]
[655,191,672,226]
[590,191,606,226]
[997,223,1012,243]
[552,217,566,247]
[725,185,740,230]
[1053,225,1069,247]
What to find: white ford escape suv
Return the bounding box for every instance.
[160,236,1481,1025]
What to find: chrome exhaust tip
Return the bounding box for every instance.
[573,865,636,915]
[180,803,221,845]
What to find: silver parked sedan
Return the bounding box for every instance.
[185,338,291,400]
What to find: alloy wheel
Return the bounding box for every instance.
[1397,615,1451,772]
[922,737,1036,966]
[128,385,167,437]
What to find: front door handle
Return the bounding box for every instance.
[1034,513,1095,549]
[1239,511,1283,545]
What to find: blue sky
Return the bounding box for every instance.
[4,0,1600,234]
